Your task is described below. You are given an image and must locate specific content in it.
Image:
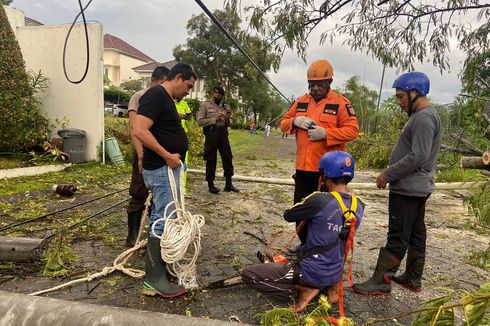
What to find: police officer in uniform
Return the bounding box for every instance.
[197,86,239,194]
[280,59,359,244]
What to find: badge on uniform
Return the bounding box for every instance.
[346,104,356,116]
[323,104,339,115]
[296,102,308,112]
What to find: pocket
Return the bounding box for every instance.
[319,113,337,128]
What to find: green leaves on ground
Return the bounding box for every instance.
[42,235,79,277]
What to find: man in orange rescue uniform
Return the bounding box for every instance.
[280,59,359,244]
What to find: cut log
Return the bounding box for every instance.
[483,152,490,165]
[485,125,490,141]
[460,156,490,170]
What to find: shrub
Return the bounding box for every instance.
[465,183,490,229]
[0,6,50,152]
[187,120,204,166]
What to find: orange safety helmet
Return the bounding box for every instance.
[307,59,333,80]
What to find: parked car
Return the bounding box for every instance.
[112,104,129,117]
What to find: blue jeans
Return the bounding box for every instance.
[142,164,183,237]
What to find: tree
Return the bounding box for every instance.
[173,3,281,114]
[227,0,489,71]
[0,5,50,152]
[339,76,378,133]
[119,79,143,95]
[2,0,13,5]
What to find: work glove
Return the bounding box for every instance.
[293,116,315,130]
[308,125,326,141]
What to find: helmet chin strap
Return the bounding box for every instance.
[406,91,420,117]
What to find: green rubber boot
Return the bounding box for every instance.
[353,247,400,295]
[142,237,186,298]
[392,247,424,292]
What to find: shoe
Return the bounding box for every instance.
[224,179,239,192]
[125,211,142,247]
[142,237,186,298]
[353,247,400,295]
[208,182,221,194]
[392,247,424,292]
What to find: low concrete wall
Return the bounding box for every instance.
[0,291,236,326]
[0,164,71,179]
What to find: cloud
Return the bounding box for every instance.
[13,0,464,104]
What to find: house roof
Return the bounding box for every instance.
[25,16,43,26]
[132,60,178,72]
[104,34,155,62]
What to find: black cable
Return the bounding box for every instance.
[0,187,129,232]
[45,197,130,240]
[193,0,291,104]
[63,0,93,84]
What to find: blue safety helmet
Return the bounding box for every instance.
[318,151,355,179]
[392,72,430,96]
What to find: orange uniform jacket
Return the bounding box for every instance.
[280,91,359,172]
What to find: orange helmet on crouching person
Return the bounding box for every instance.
[307,60,333,80]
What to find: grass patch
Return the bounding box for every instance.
[228,129,262,157]
[467,245,490,270]
[435,166,483,182]
[0,162,130,197]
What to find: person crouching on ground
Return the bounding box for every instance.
[242,151,364,312]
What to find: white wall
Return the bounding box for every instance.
[5,6,104,162]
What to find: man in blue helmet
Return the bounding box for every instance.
[242,151,364,312]
[353,72,441,295]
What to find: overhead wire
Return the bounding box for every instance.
[63,0,93,84]
[193,0,292,105]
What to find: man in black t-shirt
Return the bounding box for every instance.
[133,63,197,298]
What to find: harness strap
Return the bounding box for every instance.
[330,191,358,320]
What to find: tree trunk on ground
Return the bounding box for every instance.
[460,156,490,170]
[482,151,490,165]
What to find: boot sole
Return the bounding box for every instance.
[393,280,421,293]
[142,288,186,298]
[353,287,390,296]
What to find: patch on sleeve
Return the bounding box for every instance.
[296,102,309,112]
[323,104,339,115]
[346,104,356,116]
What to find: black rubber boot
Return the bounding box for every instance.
[353,247,400,295]
[142,237,186,298]
[125,211,142,247]
[223,178,239,192]
[208,181,221,194]
[392,247,424,292]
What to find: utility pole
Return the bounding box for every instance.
[373,64,386,134]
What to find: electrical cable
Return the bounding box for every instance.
[193,0,291,104]
[63,0,93,84]
[0,187,128,232]
[45,196,130,240]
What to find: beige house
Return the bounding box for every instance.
[132,60,206,100]
[103,34,154,86]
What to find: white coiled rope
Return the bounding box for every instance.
[150,163,205,289]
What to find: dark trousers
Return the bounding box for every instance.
[293,170,320,244]
[203,126,234,182]
[242,263,313,301]
[127,154,149,214]
[385,192,429,260]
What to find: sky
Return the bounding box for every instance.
[10,0,468,105]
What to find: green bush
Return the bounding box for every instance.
[465,183,490,229]
[104,85,131,104]
[347,133,394,169]
[187,120,204,166]
[0,6,50,152]
[104,116,133,162]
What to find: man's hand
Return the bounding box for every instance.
[138,157,143,174]
[376,172,388,189]
[164,153,181,168]
[307,125,326,141]
[293,116,315,130]
[217,112,226,120]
